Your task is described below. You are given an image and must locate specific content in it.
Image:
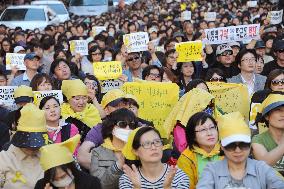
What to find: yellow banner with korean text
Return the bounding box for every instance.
[93,61,122,81]
[175,41,203,62]
[122,81,179,139]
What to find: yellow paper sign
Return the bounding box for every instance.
[93,61,122,80]
[175,41,203,62]
[207,82,250,120]
[180,3,187,11]
[122,82,179,139]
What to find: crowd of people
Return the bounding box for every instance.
[0,0,283,188]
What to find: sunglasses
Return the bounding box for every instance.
[271,79,284,86]
[220,51,233,56]
[127,56,140,62]
[116,120,137,129]
[277,49,284,53]
[224,142,250,151]
[210,77,224,82]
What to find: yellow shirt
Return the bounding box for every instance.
[0,145,44,189]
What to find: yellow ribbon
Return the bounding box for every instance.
[11,171,27,184]
[101,138,122,152]
[192,143,221,159]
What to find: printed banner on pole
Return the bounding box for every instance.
[203,24,260,45]
[92,26,107,37]
[101,79,124,93]
[93,61,122,80]
[268,10,283,25]
[122,82,179,138]
[204,12,217,21]
[175,41,203,62]
[247,1,257,7]
[33,90,63,106]
[181,10,191,21]
[6,53,26,70]
[123,32,149,53]
[0,86,17,106]
[69,40,88,56]
[207,82,250,120]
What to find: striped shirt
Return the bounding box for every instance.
[119,164,189,189]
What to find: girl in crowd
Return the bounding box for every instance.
[120,126,189,189]
[30,73,54,91]
[35,135,101,189]
[197,112,284,188]
[61,79,102,142]
[178,112,222,189]
[39,96,80,154]
[142,65,163,82]
[90,108,139,189]
[252,92,284,176]
[162,67,178,83]
[83,74,102,103]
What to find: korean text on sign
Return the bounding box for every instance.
[101,79,124,93]
[123,32,149,53]
[69,40,88,56]
[175,41,203,62]
[203,24,260,45]
[0,86,17,106]
[268,10,283,25]
[6,53,26,70]
[204,12,217,21]
[122,82,179,138]
[93,61,122,81]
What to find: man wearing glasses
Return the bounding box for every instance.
[262,39,284,76]
[123,52,143,82]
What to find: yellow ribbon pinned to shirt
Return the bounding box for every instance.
[12,171,27,184]
[101,138,122,152]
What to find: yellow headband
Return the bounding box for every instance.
[40,134,80,171]
[61,79,88,100]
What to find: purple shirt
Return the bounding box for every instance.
[84,124,104,147]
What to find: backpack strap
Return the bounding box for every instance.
[61,123,71,142]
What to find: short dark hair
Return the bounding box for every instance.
[185,79,209,93]
[235,48,257,66]
[39,96,60,110]
[87,45,103,62]
[186,112,217,149]
[30,73,54,91]
[83,74,102,103]
[142,65,162,81]
[50,59,70,75]
[101,108,138,140]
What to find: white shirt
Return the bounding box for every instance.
[241,74,255,97]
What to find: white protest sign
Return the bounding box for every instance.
[181,10,191,21]
[33,90,64,106]
[247,1,258,7]
[0,86,17,106]
[203,24,260,45]
[204,12,217,22]
[101,79,124,93]
[69,40,88,56]
[268,10,283,25]
[123,32,149,53]
[92,26,107,37]
[6,53,26,70]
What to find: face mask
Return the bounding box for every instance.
[103,56,112,62]
[108,31,114,37]
[113,128,132,142]
[52,174,74,188]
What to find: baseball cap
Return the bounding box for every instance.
[13,46,25,53]
[255,40,265,49]
[216,44,233,56]
[24,52,40,61]
[273,39,284,51]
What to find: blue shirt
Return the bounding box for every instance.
[11,72,32,86]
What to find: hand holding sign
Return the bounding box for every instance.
[123,32,149,53]
[6,53,26,70]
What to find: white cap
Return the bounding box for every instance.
[14,46,25,53]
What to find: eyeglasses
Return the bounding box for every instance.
[140,139,163,149]
[224,142,251,151]
[195,125,217,133]
[220,51,233,56]
[271,79,284,86]
[92,53,102,56]
[116,120,137,129]
[149,73,161,78]
[241,58,256,63]
[277,49,284,53]
[210,77,224,82]
[127,56,140,62]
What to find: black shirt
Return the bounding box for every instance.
[261,60,284,76]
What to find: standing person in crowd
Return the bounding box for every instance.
[262,39,284,76]
[77,89,126,170]
[90,108,139,189]
[120,126,189,189]
[81,46,104,75]
[178,112,222,189]
[123,52,143,82]
[11,52,40,86]
[39,96,80,154]
[30,73,54,91]
[35,135,101,189]
[196,112,284,189]
[61,79,102,142]
[252,92,284,176]
[0,103,47,189]
[227,49,266,96]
